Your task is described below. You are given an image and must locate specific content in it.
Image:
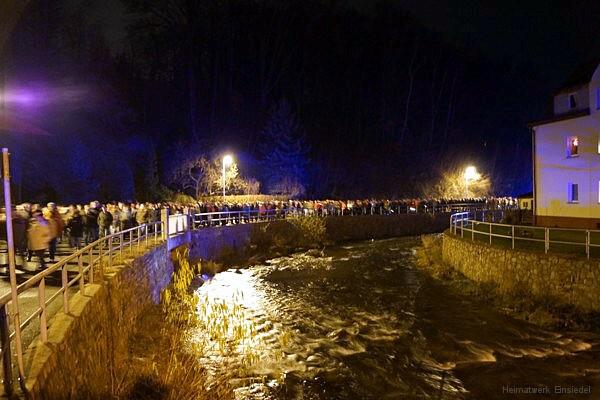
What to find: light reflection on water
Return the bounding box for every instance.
[193,238,600,399]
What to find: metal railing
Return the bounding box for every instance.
[450,211,600,259]
[0,221,164,394]
[189,203,496,229]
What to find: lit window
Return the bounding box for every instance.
[569,94,577,109]
[568,183,579,203]
[567,136,579,157]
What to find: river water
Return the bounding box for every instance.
[193,237,600,399]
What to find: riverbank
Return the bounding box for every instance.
[417,234,600,331]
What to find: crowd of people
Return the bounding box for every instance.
[0,196,517,269]
[3,201,163,269]
[194,197,517,222]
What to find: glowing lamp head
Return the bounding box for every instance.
[223,154,233,166]
[464,166,479,181]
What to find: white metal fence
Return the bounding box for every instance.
[450,211,600,259]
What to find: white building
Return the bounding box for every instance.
[531,60,600,229]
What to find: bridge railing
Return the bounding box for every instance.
[0,221,164,394]
[450,211,600,259]
[189,203,496,229]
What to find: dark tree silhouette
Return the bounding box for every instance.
[260,100,309,196]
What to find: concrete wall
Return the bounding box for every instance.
[442,233,600,311]
[189,213,450,264]
[24,243,174,399]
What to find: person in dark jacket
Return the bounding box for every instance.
[97,207,113,237]
[67,210,84,249]
[85,203,100,244]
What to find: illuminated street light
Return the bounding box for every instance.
[464,166,479,182]
[222,154,233,201]
[464,165,480,197]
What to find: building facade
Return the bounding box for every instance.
[532,61,600,229]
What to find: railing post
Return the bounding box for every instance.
[88,247,94,284]
[119,231,124,258]
[161,208,170,240]
[129,230,133,254]
[586,230,590,259]
[460,218,464,238]
[62,265,69,313]
[489,223,492,245]
[145,225,149,248]
[108,236,113,270]
[38,278,48,342]
[0,304,13,396]
[472,221,475,241]
[99,240,105,279]
[511,225,515,249]
[78,253,85,295]
[545,228,549,253]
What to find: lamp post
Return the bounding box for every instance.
[222,154,233,201]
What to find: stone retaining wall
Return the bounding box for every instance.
[189,213,450,264]
[442,233,600,311]
[24,243,174,399]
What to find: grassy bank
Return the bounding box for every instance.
[416,234,600,331]
[118,247,234,400]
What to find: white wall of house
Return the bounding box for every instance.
[589,66,600,114]
[554,84,589,115]
[534,115,600,223]
[534,63,600,228]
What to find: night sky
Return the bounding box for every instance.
[1,0,600,202]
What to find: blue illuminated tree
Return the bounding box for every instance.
[260,100,309,196]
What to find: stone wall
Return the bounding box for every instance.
[24,243,174,399]
[442,233,600,311]
[189,213,450,264]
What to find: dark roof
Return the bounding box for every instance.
[527,108,590,128]
[556,58,600,94]
[517,192,533,199]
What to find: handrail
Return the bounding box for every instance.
[0,220,164,392]
[449,211,597,258]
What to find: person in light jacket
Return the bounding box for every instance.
[27,210,51,269]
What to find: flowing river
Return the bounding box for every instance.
[193,237,600,399]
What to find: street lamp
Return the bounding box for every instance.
[464,166,478,181]
[222,154,233,201]
[464,165,480,197]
